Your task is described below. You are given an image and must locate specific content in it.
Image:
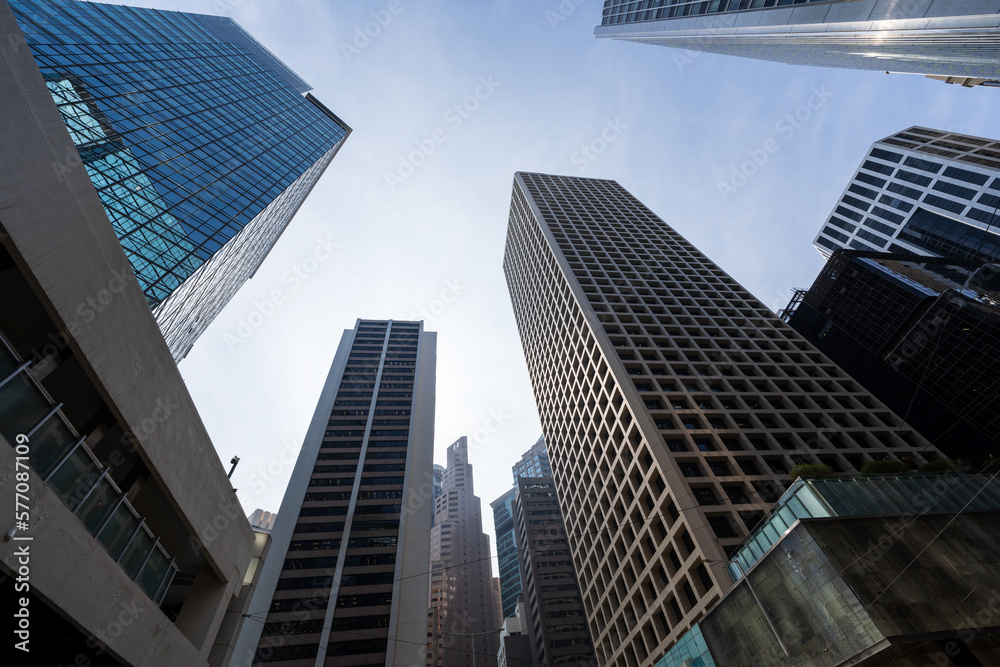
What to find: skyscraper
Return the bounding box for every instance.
[9,0,350,361]
[427,437,501,667]
[594,1,1000,80]
[232,319,436,667]
[812,126,1000,262]
[490,489,522,620]
[784,249,1000,459]
[511,435,552,479]
[513,477,597,667]
[433,463,445,526]
[492,436,552,620]
[503,172,942,667]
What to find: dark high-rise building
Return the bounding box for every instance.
[9,0,350,360]
[233,319,436,667]
[785,249,1000,460]
[503,172,943,667]
[427,437,501,667]
[594,1,1000,82]
[812,127,1000,262]
[492,436,553,620]
[513,477,597,667]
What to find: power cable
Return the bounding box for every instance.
[861,468,1000,612]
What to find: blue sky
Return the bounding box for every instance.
[118,0,999,571]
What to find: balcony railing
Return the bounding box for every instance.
[0,333,177,605]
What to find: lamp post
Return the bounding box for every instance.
[442,628,502,667]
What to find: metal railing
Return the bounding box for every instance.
[0,332,177,605]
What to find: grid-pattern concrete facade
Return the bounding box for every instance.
[514,477,596,667]
[594,0,1000,80]
[234,319,435,667]
[813,126,1000,262]
[502,172,941,667]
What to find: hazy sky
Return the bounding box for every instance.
[118,0,997,575]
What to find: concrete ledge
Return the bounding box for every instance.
[0,439,204,666]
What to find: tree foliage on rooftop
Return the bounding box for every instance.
[788,463,834,481]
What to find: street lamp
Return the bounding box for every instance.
[441,628,502,667]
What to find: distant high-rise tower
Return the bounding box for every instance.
[9,0,350,360]
[503,172,942,667]
[812,126,1000,262]
[248,509,277,534]
[427,437,501,667]
[511,435,552,479]
[490,489,521,620]
[594,1,1000,81]
[492,436,553,620]
[232,319,435,667]
[432,463,445,526]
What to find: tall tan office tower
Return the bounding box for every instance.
[426,437,501,667]
[502,172,941,667]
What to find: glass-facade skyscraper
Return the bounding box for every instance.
[813,126,1000,263]
[490,488,521,620]
[10,0,350,360]
[595,1,1000,80]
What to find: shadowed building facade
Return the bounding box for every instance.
[232,320,436,667]
[785,250,1000,460]
[502,172,943,667]
[514,477,597,666]
[492,437,552,620]
[9,0,350,361]
[595,0,1000,81]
